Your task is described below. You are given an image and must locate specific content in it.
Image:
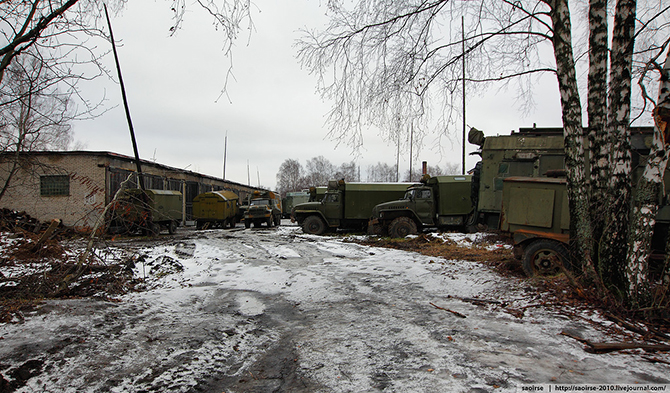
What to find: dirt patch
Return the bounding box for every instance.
[351,232,523,276]
[0,230,141,323]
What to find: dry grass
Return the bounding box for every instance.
[351,232,525,277]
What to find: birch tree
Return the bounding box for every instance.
[298,0,670,308]
[0,52,75,202]
[276,158,306,195]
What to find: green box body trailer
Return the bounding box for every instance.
[108,188,182,235]
[499,177,571,277]
[193,190,240,229]
[500,175,670,277]
[244,190,282,228]
[293,180,412,234]
[368,175,474,238]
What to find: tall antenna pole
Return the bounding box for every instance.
[409,123,414,182]
[247,160,250,186]
[104,4,144,190]
[462,16,467,175]
[396,131,400,182]
[223,131,228,180]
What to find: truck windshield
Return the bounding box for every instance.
[403,190,415,200]
[324,193,339,203]
[251,199,269,206]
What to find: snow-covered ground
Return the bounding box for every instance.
[1,224,668,392]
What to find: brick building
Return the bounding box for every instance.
[0,151,259,231]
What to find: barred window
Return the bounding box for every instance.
[40,175,70,196]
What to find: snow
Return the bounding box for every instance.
[1,224,668,392]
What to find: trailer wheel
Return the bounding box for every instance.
[388,217,418,238]
[149,223,161,236]
[302,215,326,235]
[522,239,571,277]
[168,220,177,235]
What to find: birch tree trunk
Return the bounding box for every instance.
[599,0,636,290]
[626,50,670,307]
[545,0,594,278]
[587,0,609,283]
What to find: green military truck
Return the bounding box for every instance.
[368,175,474,238]
[108,188,182,235]
[469,125,658,229]
[282,191,310,219]
[193,190,239,229]
[292,180,411,235]
[244,190,282,228]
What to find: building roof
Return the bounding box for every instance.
[3,150,256,190]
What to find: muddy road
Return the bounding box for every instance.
[1,224,668,392]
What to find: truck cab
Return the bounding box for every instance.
[244,191,282,228]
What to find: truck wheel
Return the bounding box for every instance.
[267,217,274,227]
[168,220,177,234]
[388,217,417,238]
[245,220,251,229]
[302,215,326,235]
[522,239,571,277]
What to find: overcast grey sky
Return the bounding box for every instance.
[73,0,567,190]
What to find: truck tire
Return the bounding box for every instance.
[244,220,251,229]
[302,215,326,235]
[388,217,418,238]
[267,217,273,227]
[522,239,571,277]
[168,220,177,235]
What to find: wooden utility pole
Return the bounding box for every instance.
[104,4,144,190]
[462,16,466,175]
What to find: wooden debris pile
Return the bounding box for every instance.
[0,210,141,323]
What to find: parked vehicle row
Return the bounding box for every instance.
[107,125,666,279]
[292,125,668,280]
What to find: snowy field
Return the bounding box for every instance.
[0,224,668,392]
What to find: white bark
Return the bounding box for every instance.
[626,49,670,303]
